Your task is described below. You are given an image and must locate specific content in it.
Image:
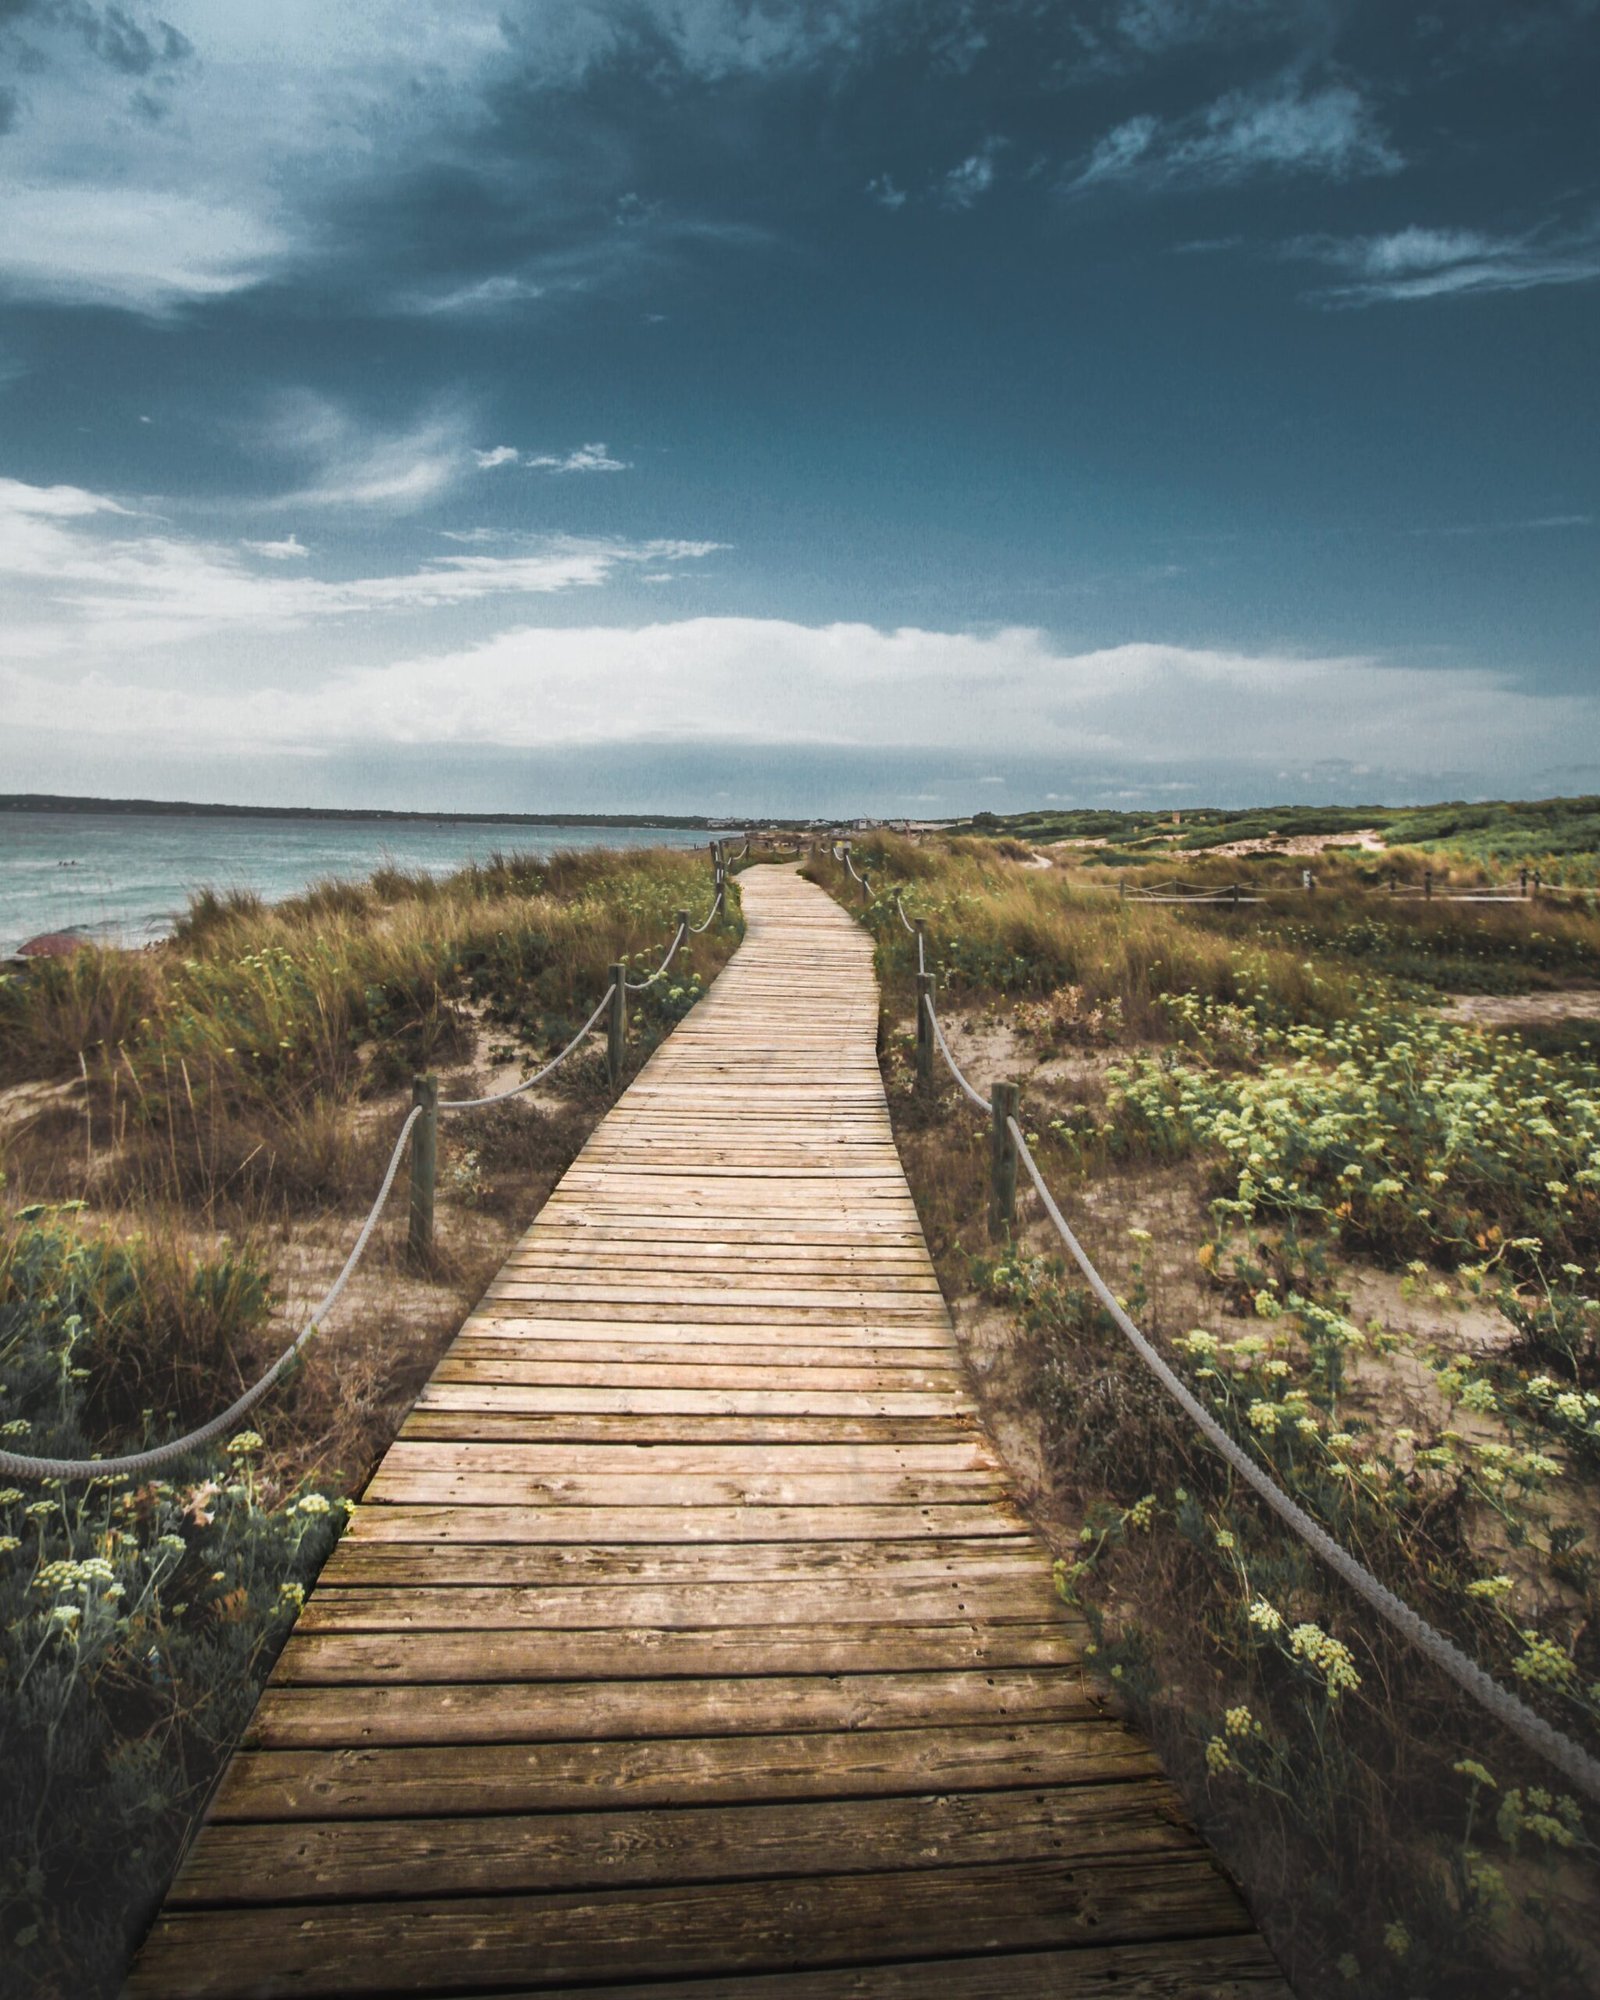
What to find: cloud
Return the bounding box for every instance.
[242,534,309,561]
[1292,219,1600,305]
[405,273,551,316]
[0,185,290,313]
[1072,82,1401,191]
[939,141,1003,210]
[474,446,521,470]
[1077,114,1161,186]
[0,474,720,653]
[526,442,631,474]
[3,605,1590,797]
[258,395,472,512]
[866,174,908,210]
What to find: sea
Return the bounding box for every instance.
[0,810,712,959]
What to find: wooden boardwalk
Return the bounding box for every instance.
[130,867,1287,1999]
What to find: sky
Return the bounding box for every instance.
[0,0,1596,819]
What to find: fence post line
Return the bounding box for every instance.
[915,973,934,1092]
[988,1081,1021,1241]
[407,1072,438,1263]
[607,967,627,1089]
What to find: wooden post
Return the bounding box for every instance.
[676,908,690,944]
[1424,868,1433,900]
[1520,868,1529,899]
[1230,883,1240,908]
[607,965,626,1089]
[1119,877,1126,902]
[988,1081,1020,1242]
[915,973,934,1093]
[407,1072,438,1263]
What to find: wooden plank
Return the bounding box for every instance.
[342,1503,1024,1542]
[272,1621,1082,1685]
[169,1780,1195,1901]
[397,1412,978,1444]
[515,1937,1294,2000]
[316,1536,1045,1586]
[241,1666,1100,1749]
[430,1357,964,1392]
[129,1858,1254,1997]
[295,1572,1056,1631]
[376,1440,996,1471]
[412,1387,966,1416]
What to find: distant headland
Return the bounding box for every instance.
[0,793,726,830]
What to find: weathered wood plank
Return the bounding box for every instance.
[169,1780,1195,1902]
[242,1666,1099,1749]
[294,1572,1057,1631]
[272,1620,1083,1685]
[315,1535,1043,1586]
[129,1859,1255,1998]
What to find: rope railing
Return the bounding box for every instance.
[0,1104,424,1483]
[921,991,989,1114]
[624,919,687,993]
[909,946,1600,1801]
[1005,1113,1600,1805]
[687,886,726,933]
[438,983,617,1109]
[3,866,732,1483]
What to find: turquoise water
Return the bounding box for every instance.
[0,812,711,958]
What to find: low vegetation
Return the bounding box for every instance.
[810,833,1600,2000]
[950,793,1600,884]
[0,844,739,1999]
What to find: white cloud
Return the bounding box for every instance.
[0,185,289,313]
[258,395,471,511]
[526,442,631,473]
[866,174,908,211]
[474,446,521,469]
[1293,220,1600,305]
[940,142,1002,209]
[1073,83,1401,191]
[1078,115,1161,186]
[406,274,551,316]
[3,607,1589,792]
[0,474,719,653]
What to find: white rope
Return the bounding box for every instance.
[922,991,990,1114]
[687,887,725,934]
[0,1105,424,1483]
[1130,892,1264,905]
[1002,1114,1600,1803]
[624,921,687,992]
[438,984,617,1110]
[894,894,916,936]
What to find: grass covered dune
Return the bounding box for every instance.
[0,843,742,2000]
[810,831,1600,2000]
